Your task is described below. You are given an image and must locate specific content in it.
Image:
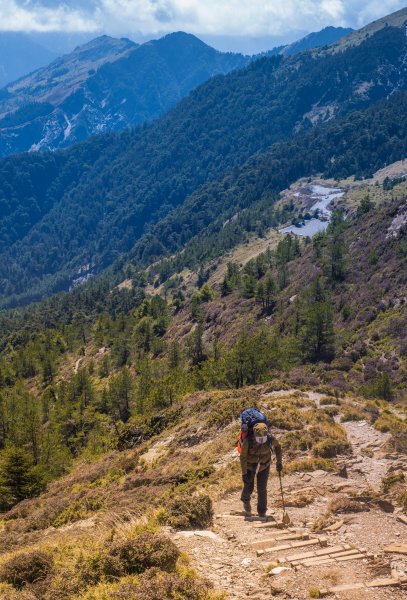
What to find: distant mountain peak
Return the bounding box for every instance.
[70,34,137,58]
[331,6,407,51]
[281,26,353,56]
[155,31,214,50]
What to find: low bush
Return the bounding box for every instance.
[109,532,179,574]
[285,458,336,473]
[328,497,369,514]
[52,495,104,527]
[0,590,38,600]
[319,396,340,406]
[165,495,213,529]
[387,431,407,454]
[313,439,351,458]
[90,568,220,600]
[270,407,303,430]
[381,472,405,493]
[205,398,247,429]
[0,550,53,589]
[340,406,367,422]
[322,406,339,417]
[398,491,407,512]
[375,412,406,435]
[76,550,123,586]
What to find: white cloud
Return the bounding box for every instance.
[0,0,405,34]
[0,1,98,32]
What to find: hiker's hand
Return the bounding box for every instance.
[276,461,283,473]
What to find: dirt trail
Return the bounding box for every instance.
[175,394,407,599]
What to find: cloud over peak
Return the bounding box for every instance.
[0,1,405,35]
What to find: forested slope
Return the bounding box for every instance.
[122,91,407,277]
[0,25,406,306]
[0,33,248,156]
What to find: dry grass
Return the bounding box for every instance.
[285,457,337,474]
[328,496,370,514]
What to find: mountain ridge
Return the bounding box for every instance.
[0,32,249,156]
[0,26,353,157]
[0,24,405,306]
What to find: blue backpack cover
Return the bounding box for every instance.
[240,408,268,432]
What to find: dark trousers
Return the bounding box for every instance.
[240,466,270,514]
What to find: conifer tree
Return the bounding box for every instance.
[302,279,335,362]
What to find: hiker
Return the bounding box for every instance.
[239,420,283,517]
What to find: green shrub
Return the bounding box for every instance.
[108,568,216,599]
[375,412,406,435]
[271,407,303,430]
[340,407,366,422]
[165,495,213,530]
[53,495,104,527]
[206,398,247,428]
[382,472,405,493]
[319,396,339,406]
[398,491,407,512]
[76,550,122,586]
[387,431,407,454]
[109,532,179,574]
[285,458,336,473]
[0,550,53,589]
[364,372,394,401]
[313,439,351,458]
[322,406,339,417]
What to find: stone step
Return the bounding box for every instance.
[280,544,351,563]
[254,521,291,529]
[384,543,407,555]
[292,548,359,565]
[320,577,404,595]
[251,533,310,550]
[299,549,363,567]
[257,537,325,557]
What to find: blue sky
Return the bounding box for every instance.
[1,1,406,52]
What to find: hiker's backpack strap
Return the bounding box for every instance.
[237,431,248,455]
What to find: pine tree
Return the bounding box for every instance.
[302,279,335,362]
[0,447,43,510]
[168,341,181,370]
[108,368,133,422]
[242,273,257,298]
[187,323,206,366]
[264,274,276,313]
[255,281,265,309]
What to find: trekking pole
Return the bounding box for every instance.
[278,471,291,526]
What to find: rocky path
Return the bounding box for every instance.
[175,395,407,599]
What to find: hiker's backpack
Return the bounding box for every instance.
[237,408,269,454]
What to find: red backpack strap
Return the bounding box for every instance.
[237,431,248,454]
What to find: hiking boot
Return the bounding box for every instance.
[243,501,252,516]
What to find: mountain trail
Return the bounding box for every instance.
[175,397,407,599]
